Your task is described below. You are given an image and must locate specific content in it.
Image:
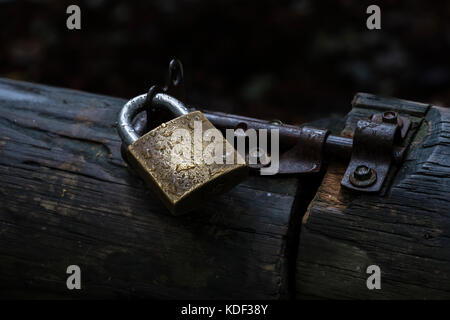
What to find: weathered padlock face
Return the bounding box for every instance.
[127,111,248,215]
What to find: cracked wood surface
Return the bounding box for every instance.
[296,93,450,299]
[0,78,307,299]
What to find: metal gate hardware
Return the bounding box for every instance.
[120,59,413,194]
[340,117,410,192]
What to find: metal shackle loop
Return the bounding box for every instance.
[118,93,189,146]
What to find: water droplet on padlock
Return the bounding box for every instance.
[174,135,183,143]
[176,163,195,172]
[156,141,166,150]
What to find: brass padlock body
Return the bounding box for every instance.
[127,111,248,215]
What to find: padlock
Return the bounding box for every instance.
[118,92,248,215]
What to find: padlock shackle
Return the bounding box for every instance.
[118,93,189,146]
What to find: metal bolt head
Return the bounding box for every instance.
[354,165,371,180]
[382,111,398,124]
[246,147,271,169]
[350,165,377,187]
[271,119,283,126]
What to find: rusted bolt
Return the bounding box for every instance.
[235,122,248,131]
[354,165,371,180]
[247,147,271,169]
[350,165,377,187]
[382,111,398,124]
[271,119,283,126]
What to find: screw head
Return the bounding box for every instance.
[246,147,271,169]
[382,111,398,124]
[271,119,283,126]
[354,165,371,180]
[350,165,377,187]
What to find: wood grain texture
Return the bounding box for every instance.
[0,78,308,299]
[296,93,450,299]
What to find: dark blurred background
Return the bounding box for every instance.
[0,0,449,124]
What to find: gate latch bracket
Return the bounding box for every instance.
[340,111,411,193]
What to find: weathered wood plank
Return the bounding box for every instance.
[0,78,308,299]
[296,94,450,299]
[352,92,430,117]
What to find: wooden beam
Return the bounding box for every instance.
[296,93,450,299]
[0,78,310,299]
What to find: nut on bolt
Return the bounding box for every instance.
[349,165,377,187]
[382,111,398,124]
